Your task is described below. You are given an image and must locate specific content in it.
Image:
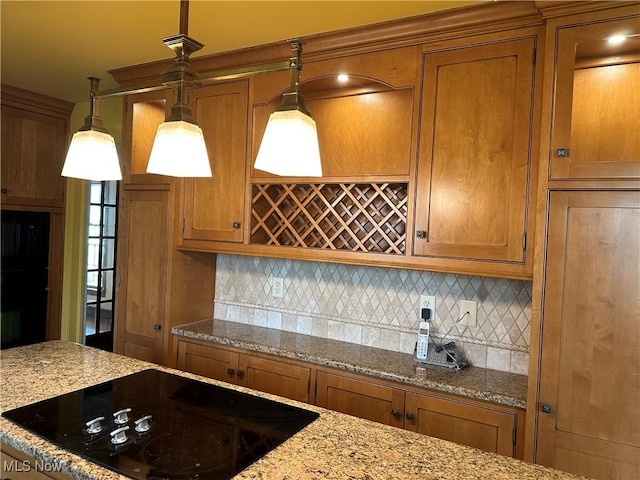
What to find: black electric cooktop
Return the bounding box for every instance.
[2,369,319,480]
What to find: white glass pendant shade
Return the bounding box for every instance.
[254,110,322,177]
[61,130,122,181]
[146,120,211,177]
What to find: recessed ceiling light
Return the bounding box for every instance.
[337,74,350,83]
[607,35,626,45]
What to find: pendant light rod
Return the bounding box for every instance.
[179,0,189,35]
[80,77,108,133]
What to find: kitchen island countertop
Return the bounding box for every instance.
[0,341,582,480]
[173,318,527,408]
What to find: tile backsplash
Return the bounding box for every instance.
[213,254,531,375]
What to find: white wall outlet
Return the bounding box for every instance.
[272,277,284,298]
[419,295,436,322]
[459,300,477,327]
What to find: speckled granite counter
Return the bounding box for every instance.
[1,341,582,480]
[172,319,527,409]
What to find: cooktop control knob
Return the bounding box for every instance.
[134,415,152,433]
[109,426,130,445]
[85,416,105,435]
[113,408,131,425]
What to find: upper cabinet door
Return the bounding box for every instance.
[122,89,174,185]
[1,97,71,208]
[550,15,640,180]
[413,37,536,265]
[181,81,249,244]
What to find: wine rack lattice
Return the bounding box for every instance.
[251,183,407,254]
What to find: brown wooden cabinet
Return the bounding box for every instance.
[115,89,217,366]
[1,86,72,208]
[179,81,249,246]
[549,14,640,180]
[531,190,640,478]
[176,339,313,403]
[404,391,519,457]
[115,188,169,364]
[526,4,640,479]
[315,370,405,429]
[316,369,523,458]
[413,33,539,277]
[174,336,525,458]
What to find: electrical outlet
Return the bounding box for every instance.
[459,300,477,327]
[419,295,436,322]
[272,277,284,298]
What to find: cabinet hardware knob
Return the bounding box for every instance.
[227,368,235,376]
[555,148,570,158]
[542,404,552,414]
[416,230,426,239]
[153,324,162,331]
[232,222,240,229]
[391,408,401,417]
[237,369,245,378]
[1,188,7,194]
[405,412,415,421]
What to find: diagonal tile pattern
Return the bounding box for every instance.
[213,254,532,374]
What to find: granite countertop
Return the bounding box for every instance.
[0,341,582,480]
[172,319,527,409]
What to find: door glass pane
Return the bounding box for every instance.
[103,206,117,236]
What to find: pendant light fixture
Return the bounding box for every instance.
[61,77,122,181]
[146,0,211,177]
[254,40,322,177]
[62,1,322,180]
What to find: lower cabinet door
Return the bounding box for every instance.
[315,371,405,428]
[404,392,517,457]
[242,355,311,403]
[176,341,240,384]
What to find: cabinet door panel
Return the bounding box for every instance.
[405,392,516,457]
[115,189,168,364]
[315,371,404,428]
[182,81,248,243]
[1,106,67,207]
[176,341,239,384]
[243,355,310,403]
[550,17,640,179]
[535,191,640,478]
[414,38,535,263]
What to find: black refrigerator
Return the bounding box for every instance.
[1,210,50,349]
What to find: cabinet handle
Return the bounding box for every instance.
[405,412,415,421]
[227,368,235,377]
[232,222,240,229]
[1,188,7,194]
[236,369,245,378]
[153,324,162,331]
[542,404,552,414]
[391,408,401,417]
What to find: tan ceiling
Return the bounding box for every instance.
[1,1,482,104]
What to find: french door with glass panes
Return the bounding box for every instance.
[85,180,118,351]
